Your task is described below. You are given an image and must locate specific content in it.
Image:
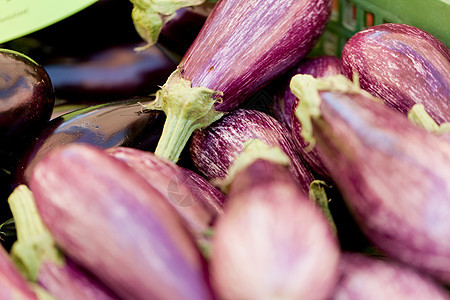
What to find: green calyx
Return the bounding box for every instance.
[146,67,224,162]
[217,139,291,193]
[8,185,64,282]
[130,0,205,50]
[290,74,366,150]
[407,104,450,135]
[308,180,337,236]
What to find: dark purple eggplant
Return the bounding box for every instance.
[30,143,214,300]
[8,185,120,300]
[271,55,343,130]
[189,109,316,195]
[12,97,165,187]
[105,146,224,245]
[341,23,450,124]
[146,0,332,162]
[331,253,450,300]
[43,43,177,102]
[210,141,340,299]
[290,74,450,284]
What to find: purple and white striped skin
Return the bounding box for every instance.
[105,146,224,240]
[150,0,332,162]
[210,159,340,299]
[29,144,214,300]
[189,109,316,195]
[272,56,343,129]
[331,253,450,300]
[290,74,450,284]
[0,246,38,300]
[341,23,450,124]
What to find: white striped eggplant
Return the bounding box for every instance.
[210,140,340,299]
[8,185,120,300]
[147,0,332,162]
[341,23,450,124]
[331,253,450,300]
[290,74,450,284]
[105,146,224,246]
[29,144,214,300]
[189,109,316,195]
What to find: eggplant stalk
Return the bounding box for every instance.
[407,104,450,135]
[308,180,337,235]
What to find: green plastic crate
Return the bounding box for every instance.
[315,0,450,56]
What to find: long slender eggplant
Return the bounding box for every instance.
[341,23,450,124]
[189,109,316,195]
[8,185,120,300]
[29,143,214,300]
[290,74,450,284]
[12,97,165,187]
[44,43,177,102]
[210,140,340,299]
[105,146,224,245]
[331,253,450,300]
[146,0,332,162]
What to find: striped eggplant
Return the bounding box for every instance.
[105,146,224,244]
[146,0,332,162]
[341,23,450,124]
[29,144,213,300]
[331,253,450,300]
[8,185,120,300]
[210,140,340,299]
[290,74,450,284]
[189,109,316,195]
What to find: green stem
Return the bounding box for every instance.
[407,104,450,135]
[308,180,337,236]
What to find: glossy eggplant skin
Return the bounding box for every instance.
[13,97,165,186]
[341,23,450,124]
[291,75,450,283]
[30,144,214,300]
[210,159,340,299]
[189,109,316,195]
[331,253,450,300]
[44,43,177,102]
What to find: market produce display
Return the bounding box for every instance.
[0,0,449,298]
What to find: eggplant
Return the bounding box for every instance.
[290,74,450,284]
[105,146,224,245]
[210,140,340,299]
[12,97,165,187]
[43,43,177,102]
[8,185,120,300]
[332,253,450,300]
[341,23,450,124]
[146,0,332,162]
[189,109,316,195]
[29,143,214,300]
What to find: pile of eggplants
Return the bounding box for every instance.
[1,0,450,298]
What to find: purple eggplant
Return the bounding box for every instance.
[341,23,450,124]
[43,43,177,102]
[146,0,332,162]
[29,143,214,300]
[8,185,120,300]
[189,109,316,195]
[12,97,165,187]
[105,146,224,244]
[290,74,450,284]
[331,253,450,300]
[210,141,340,299]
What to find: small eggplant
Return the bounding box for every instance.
[210,140,340,299]
[331,253,450,300]
[189,109,316,195]
[290,74,450,284]
[341,23,450,124]
[30,143,214,300]
[8,185,120,300]
[12,97,165,186]
[146,0,332,162]
[44,43,177,102]
[105,146,224,243]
